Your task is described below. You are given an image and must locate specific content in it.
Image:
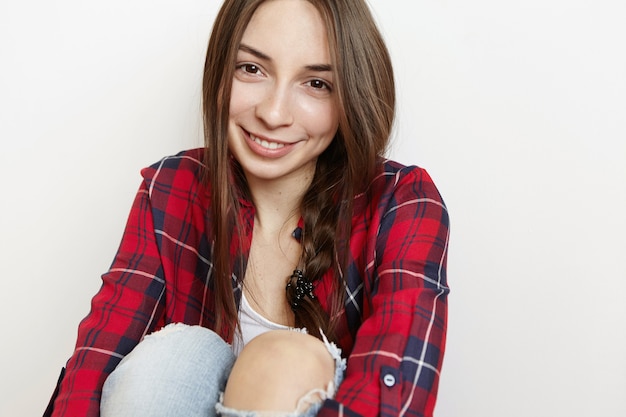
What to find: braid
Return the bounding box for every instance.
[285,143,351,342]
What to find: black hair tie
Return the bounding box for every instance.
[286,269,315,310]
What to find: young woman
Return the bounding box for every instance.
[46,0,450,416]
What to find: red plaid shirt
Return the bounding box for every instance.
[50,149,449,417]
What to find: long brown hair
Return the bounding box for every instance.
[202,0,395,342]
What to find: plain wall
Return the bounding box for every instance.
[1,0,624,415]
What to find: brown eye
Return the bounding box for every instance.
[237,63,261,75]
[243,64,259,74]
[309,79,330,90]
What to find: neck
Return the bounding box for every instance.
[246,175,310,234]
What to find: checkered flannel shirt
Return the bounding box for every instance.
[50,148,450,417]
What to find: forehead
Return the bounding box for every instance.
[241,0,331,63]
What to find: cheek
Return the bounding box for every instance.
[318,111,340,142]
[229,81,259,119]
[228,83,245,118]
[298,98,340,139]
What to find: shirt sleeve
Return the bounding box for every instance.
[51,179,166,416]
[318,168,450,417]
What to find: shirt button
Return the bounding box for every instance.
[383,373,396,387]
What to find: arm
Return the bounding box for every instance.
[50,180,166,416]
[319,167,450,417]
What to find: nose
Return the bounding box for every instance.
[255,83,294,129]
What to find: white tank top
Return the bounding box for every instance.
[231,292,290,356]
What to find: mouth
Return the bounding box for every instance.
[249,132,286,150]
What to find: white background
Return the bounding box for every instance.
[1,1,624,416]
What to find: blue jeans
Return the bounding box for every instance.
[101,323,235,417]
[101,323,345,417]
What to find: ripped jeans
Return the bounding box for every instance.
[100,323,345,417]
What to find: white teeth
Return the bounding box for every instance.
[250,133,285,150]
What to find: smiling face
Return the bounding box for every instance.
[227,0,339,190]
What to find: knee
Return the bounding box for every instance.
[101,324,235,416]
[107,324,234,378]
[222,330,335,412]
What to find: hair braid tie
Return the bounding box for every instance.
[286,269,315,311]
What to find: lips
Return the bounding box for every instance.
[250,133,285,150]
[241,129,296,159]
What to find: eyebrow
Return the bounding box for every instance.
[239,43,332,72]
